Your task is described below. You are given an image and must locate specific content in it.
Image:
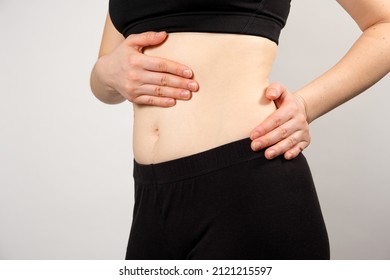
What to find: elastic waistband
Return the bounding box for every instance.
[124,13,282,44]
[133,138,265,184]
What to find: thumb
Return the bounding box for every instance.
[126,31,168,50]
[265,82,287,101]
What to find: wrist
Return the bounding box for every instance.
[90,57,126,104]
[293,92,311,124]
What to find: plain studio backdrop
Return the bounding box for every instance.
[0,0,389,260]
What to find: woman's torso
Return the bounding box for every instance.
[133,32,277,164]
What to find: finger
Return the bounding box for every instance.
[137,84,192,100]
[131,95,176,107]
[251,119,296,151]
[283,143,308,160]
[141,55,194,79]
[265,82,287,101]
[143,72,199,92]
[263,133,310,160]
[126,31,168,50]
[250,108,293,141]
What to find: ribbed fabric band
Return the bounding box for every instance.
[123,14,282,44]
[133,138,266,184]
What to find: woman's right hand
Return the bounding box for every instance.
[97,31,199,107]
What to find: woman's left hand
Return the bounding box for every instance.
[250,83,311,160]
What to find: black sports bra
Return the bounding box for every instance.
[109,0,291,44]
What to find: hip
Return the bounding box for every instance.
[129,138,329,259]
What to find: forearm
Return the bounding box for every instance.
[296,22,390,123]
[90,56,126,105]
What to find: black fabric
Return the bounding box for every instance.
[109,0,291,44]
[126,138,330,260]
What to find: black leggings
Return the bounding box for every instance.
[126,138,330,260]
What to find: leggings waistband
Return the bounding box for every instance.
[133,138,265,184]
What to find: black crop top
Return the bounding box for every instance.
[109,0,291,44]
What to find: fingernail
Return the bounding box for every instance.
[166,99,175,106]
[268,150,276,159]
[267,88,277,98]
[252,141,261,151]
[181,90,190,99]
[251,131,260,140]
[188,82,198,91]
[183,69,192,77]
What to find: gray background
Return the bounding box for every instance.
[0,0,389,259]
